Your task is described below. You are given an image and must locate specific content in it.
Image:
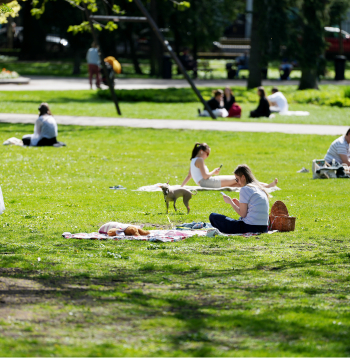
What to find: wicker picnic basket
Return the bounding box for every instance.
[269,200,296,232]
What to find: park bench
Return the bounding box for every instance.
[197,60,213,79]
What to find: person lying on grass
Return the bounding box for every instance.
[209,164,270,234]
[22,103,65,147]
[181,142,278,189]
[324,127,350,166]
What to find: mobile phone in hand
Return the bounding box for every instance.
[219,164,223,169]
[220,192,226,196]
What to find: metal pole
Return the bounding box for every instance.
[84,5,122,115]
[133,0,216,119]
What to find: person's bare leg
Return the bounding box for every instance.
[263,178,278,188]
[217,175,240,187]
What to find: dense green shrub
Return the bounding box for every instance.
[97,85,350,107]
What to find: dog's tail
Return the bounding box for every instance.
[190,189,197,196]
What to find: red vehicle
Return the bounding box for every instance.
[325,26,350,55]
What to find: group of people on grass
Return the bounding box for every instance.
[200,86,288,118]
[181,142,278,234]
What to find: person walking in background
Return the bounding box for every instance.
[86,43,101,89]
[268,87,288,113]
[250,87,271,118]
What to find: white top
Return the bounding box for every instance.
[0,186,4,214]
[325,135,350,164]
[268,92,288,113]
[86,48,100,65]
[30,115,58,146]
[190,157,208,185]
[239,185,269,226]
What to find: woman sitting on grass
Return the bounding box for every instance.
[209,164,270,234]
[181,142,278,189]
[250,86,271,118]
[198,89,228,118]
[22,103,65,147]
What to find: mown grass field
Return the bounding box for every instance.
[1,86,350,125]
[0,124,349,356]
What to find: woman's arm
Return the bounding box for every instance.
[181,168,192,187]
[196,158,220,179]
[222,195,248,217]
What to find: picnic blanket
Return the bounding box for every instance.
[62,229,277,242]
[279,111,310,116]
[135,183,281,193]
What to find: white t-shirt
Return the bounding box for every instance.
[325,135,350,164]
[30,115,58,146]
[239,185,269,226]
[190,158,208,185]
[268,92,288,113]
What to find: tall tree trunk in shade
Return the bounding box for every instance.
[126,23,143,75]
[299,68,319,89]
[6,16,13,49]
[247,0,262,89]
[149,0,162,77]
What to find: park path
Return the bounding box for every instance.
[1,76,350,91]
[0,113,347,135]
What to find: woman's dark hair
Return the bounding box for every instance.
[191,142,210,159]
[257,86,267,98]
[346,128,350,136]
[212,89,223,98]
[38,103,52,116]
[234,164,270,198]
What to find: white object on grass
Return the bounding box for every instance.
[134,183,280,193]
[3,137,23,146]
[0,186,4,214]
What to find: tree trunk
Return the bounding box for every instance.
[247,0,262,89]
[339,21,344,55]
[126,24,143,75]
[72,51,81,75]
[149,0,162,77]
[6,16,13,49]
[299,68,318,89]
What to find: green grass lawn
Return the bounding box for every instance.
[0,124,350,356]
[1,87,350,125]
[1,58,350,81]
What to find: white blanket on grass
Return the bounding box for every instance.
[0,186,5,214]
[280,111,309,116]
[135,183,281,193]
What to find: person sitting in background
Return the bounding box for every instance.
[280,60,293,80]
[249,87,270,118]
[224,87,242,118]
[267,87,288,113]
[209,164,270,234]
[324,128,350,166]
[22,103,65,147]
[86,42,101,89]
[223,87,235,111]
[198,89,228,118]
[236,52,249,78]
[180,48,197,78]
